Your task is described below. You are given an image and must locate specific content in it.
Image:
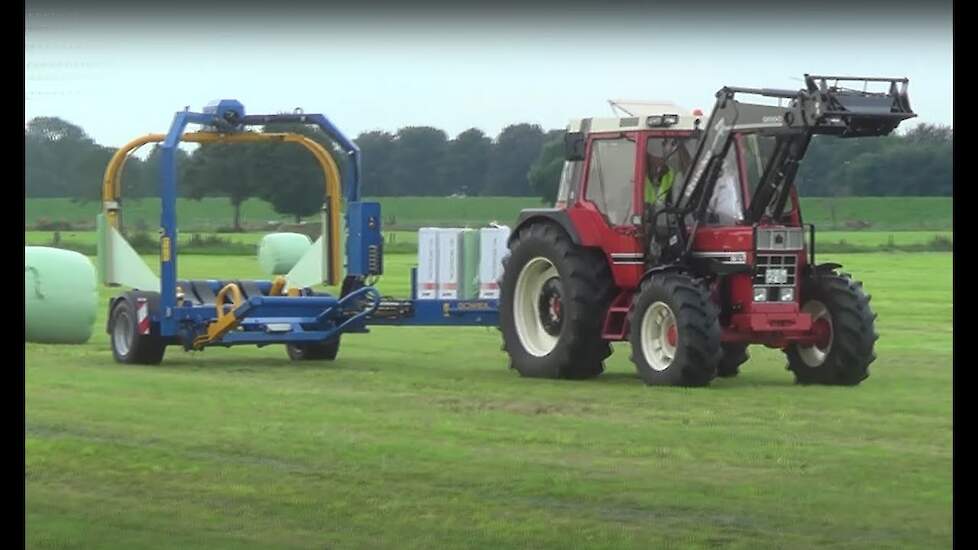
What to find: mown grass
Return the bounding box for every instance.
[26,251,951,549]
[27,196,952,232]
[25,229,955,257]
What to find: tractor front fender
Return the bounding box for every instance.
[510,209,582,246]
[806,262,843,279]
[639,263,690,286]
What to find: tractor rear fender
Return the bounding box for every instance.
[509,209,582,246]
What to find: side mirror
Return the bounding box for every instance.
[564,132,585,161]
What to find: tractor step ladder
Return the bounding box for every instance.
[601,292,634,340]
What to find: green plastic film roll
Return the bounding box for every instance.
[460,229,480,300]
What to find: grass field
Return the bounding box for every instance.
[26,251,952,548]
[27,196,952,231]
[25,229,954,257]
[26,196,546,231]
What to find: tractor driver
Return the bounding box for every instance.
[643,139,691,263]
[644,152,675,208]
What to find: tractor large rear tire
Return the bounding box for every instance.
[499,223,614,380]
[784,273,878,385]
[628,273,721,387]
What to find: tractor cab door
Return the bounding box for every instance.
[569,132,646,288]
[582,133,642,229]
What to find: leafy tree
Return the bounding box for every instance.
[72,145,116,203]
[441,128,492,196]
[25,132,62,198]
[391,127,449,196]
[183,141,259,230]
[485,123,544,196]
[528,132,565,203]
[26,116,90,143]
[902,123,952,144]
[355,131,396,196]
[252,123,347,223]
[25,117,97,198]
[140,145,191,199]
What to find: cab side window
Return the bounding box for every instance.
[585,138,637,226]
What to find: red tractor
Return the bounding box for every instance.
[499,75,915,387]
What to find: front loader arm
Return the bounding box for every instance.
[670,74,916,243]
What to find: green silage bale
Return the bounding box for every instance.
[25,246,98,344]
[257,232,313,275]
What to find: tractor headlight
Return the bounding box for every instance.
[779,288,795,302]
[646,114,679,127]
[754,287,768,302]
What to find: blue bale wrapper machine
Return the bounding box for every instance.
[98,100,498,364]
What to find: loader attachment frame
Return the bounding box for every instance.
[662,74,916,259]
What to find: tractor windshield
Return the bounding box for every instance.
[704,146,745,225]
[742,133,778,200]
[741,132,808,223]
[645,136,698,205]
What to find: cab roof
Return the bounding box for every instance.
[567,100,705,134]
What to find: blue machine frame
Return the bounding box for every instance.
[143,100,499,352]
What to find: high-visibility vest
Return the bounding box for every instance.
[645,167,675,204]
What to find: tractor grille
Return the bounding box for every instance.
[756,226,804,251]
[753,254,798,287]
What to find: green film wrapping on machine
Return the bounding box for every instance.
[460,229,480,299]
[25,246,98,344]
[258,233,313,276]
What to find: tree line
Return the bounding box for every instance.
[26,115,950,229]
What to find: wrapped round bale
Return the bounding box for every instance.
[258,232,313,275]
[25,246,98,344]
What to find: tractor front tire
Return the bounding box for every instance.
[108,296,166,365]
[784,273,878,385]
[499,223,614,380]
[717,343,750,378]
[628,273,721,387]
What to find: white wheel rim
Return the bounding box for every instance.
[641,301,677,371]
[113,309,133,356]
[799,300,833,367]
[513,257,561,357]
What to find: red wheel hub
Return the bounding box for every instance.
[550,296,561,319]
[812,317,831,349]
[666,324,678,347]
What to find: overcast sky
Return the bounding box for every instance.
[25,4,952,150]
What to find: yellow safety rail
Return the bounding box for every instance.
[101,131,343,285]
